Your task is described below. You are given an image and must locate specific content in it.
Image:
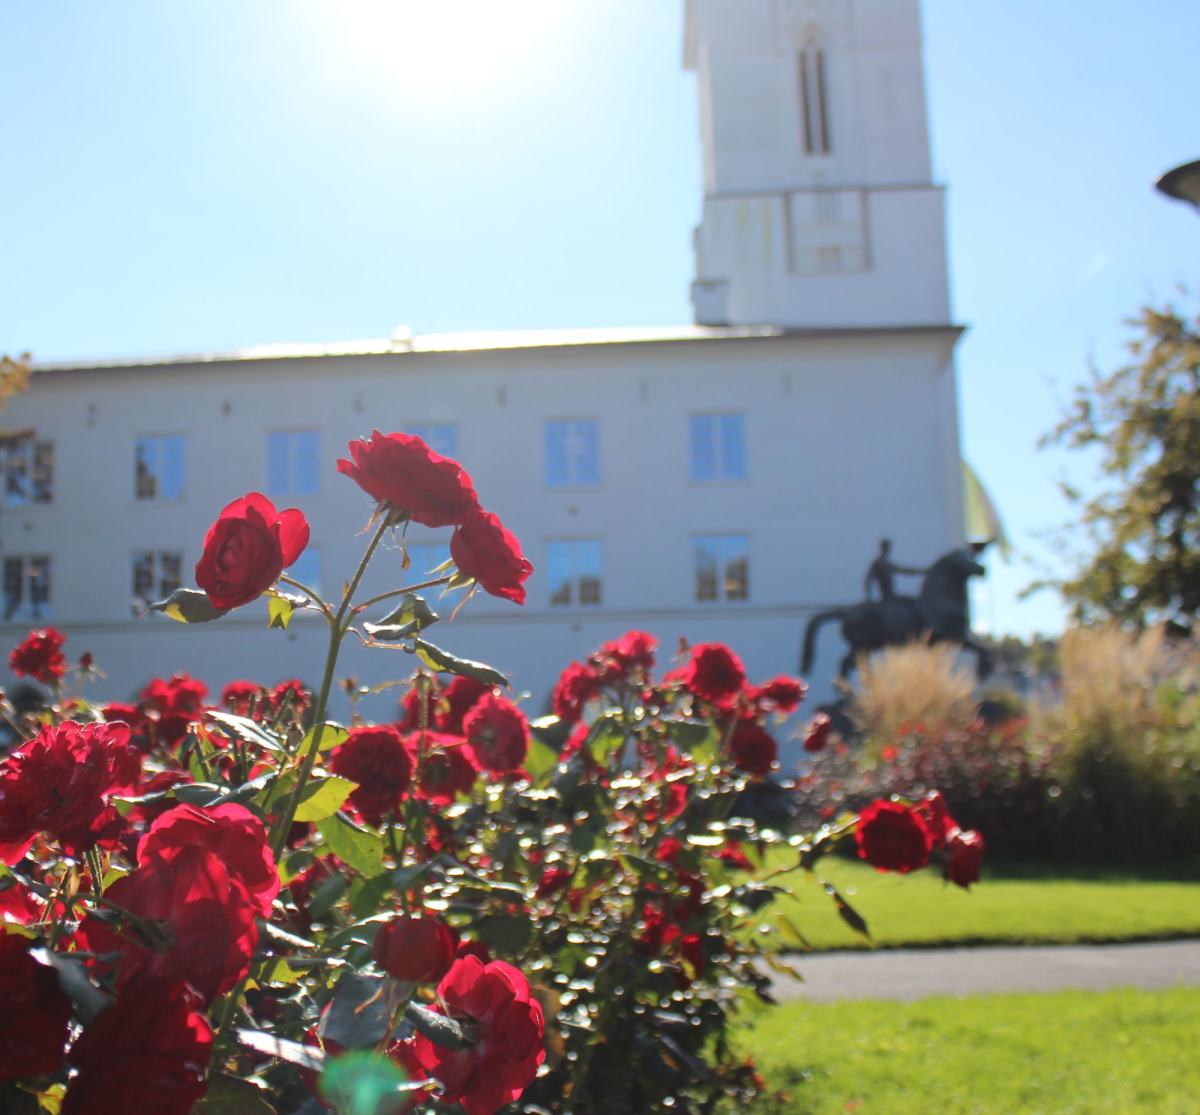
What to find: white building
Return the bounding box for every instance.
[0,0,967,755]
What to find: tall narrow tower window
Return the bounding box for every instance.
[799,45,831,155]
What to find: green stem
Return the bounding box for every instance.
[353,576,451,615]
[269,517,390,861]
[278,574,335,624]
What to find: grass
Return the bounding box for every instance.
[754,852,1200,951]
[743,987,1200,1114]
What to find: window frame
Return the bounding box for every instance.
[266,429,320,498]
[689,412,748,484]
[132,549,184,607]
[133,433,186,503]
[2,554,52,623]
[544,418,601,489]
[545,537,604,608]
[1,438,54,508]
[799,43,832,156]
[692,533,750,604]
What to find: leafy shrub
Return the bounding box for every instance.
[0,431,984,1115]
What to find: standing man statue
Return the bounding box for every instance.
[863,539,926,602]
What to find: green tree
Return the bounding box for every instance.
[1043,301,1200,631]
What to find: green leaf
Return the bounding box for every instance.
[773,912,814,952]
[318,816,385,876]
[664,718,719,762]
[146,587,229,624]
[207,711,285,753]
[524,737,559,782]
[585,712,626,764]
[299,722,350,754]
[619,853,675,883]
[294,775,358,823]
[267,595,295,630]
[823,881,871,940]
[528,714,570,749]
[411,638,508,688]
[365,594,439,641]
[193,1075,278,1114]
[235,1029,324,1073]
[477,912,534,955]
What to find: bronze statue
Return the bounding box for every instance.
[801,544,991,679]
[863,538,925,601]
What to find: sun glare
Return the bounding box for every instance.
[314,0,559,103]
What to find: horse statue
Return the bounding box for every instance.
[800,545,991,679]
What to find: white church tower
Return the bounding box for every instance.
[685,0,951,330]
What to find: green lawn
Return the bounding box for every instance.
[744,987,1200,1114]
[754,853,1200,950]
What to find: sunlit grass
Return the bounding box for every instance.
[753,852,1200,951]
[744,987,1200,1114]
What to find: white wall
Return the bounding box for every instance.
[0,331,963,767]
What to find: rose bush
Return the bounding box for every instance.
[0,431,986,1115]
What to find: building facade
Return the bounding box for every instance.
[0,1,965,762]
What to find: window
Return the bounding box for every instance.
[407,542,452,578]
[799,44,831,155]
[690,413,747,482]
[267,431,319,497]
[544,419,600,487]
[132,551,182,606]
[405,423,458,459]
[284,549,321,594]
[1,440,54,507]
[546,539,603,607]
[3,556,51,622]
[693,534,749,602]
[134,435,185,501]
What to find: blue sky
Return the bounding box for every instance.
[2,1,1196,637]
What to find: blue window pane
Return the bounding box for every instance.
[267,433,291,495]
[156,436,186,501]
[295,431,319,495]
[545,422,570,487]
[720,414,747,479]
[408,423,458,459]
[408,542,451,576]
[690,415,716,482]
[574,420,600,486]
[546,540,573,606]
[286,549,320,594]
[693,535,719,601]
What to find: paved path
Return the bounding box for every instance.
[768,939,1200,1001]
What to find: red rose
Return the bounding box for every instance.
[83,846,258,1003]
[62,976,212,1115]
[436,676,491,733]
[195,492,310,610]
[594,630,657,681]
[142,673,209,716]
[551,661,602,724]
[728,718,778,776]
[945,828,985,889]
[803,712,834,753]
[463,693,529,775]
[914,790,959,848]
[271,678,311,716]
[0,933,71,1082]
[752,675,807,716]
[9,627,67,685]
[0,720,140,863]
[412,956,545,1115]
[139,803,279,918]
[855,799,935,874]
[678,643,746,705]
[406,732,479,805]
[329,725,414,826]
[221,680,263,716]
[450,509,532,605]
[373,914,458,984]
[337,430,480,527]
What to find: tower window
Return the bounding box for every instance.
[799,45,831,156]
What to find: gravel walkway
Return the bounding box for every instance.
[768,939,1200,1001]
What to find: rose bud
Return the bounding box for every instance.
[373,914,458,984]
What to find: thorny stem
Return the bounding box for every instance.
[278,574,336,624]
[352,576,452,615]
